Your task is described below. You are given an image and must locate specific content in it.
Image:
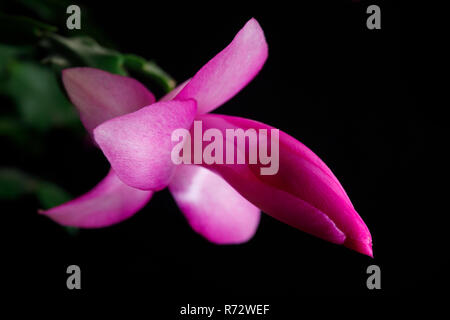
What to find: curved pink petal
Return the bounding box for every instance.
[62,67,156,135]
[93,100,197,191]
[169,165,260,244]
[39,169,153,228]
[191,114,372,256]
[160,79,191,102]
[175,18,268,114]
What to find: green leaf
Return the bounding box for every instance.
[45,35,176,92]
[0,61,78,131]
[124,54,176,93]
[0,44,34,79]
[0,167,72,208]
[45,34,127,75]
[0,167,77,234]
[36,181,72,208]
[0,168,34,199]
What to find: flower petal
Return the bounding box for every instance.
[169,165,260,244]
[175,18,268,114]
[93,100,197,190]
[62,67,156,135]
[39,169,153,228]
[193,114,372,256]
[160,79,190,102]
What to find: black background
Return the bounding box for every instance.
[3,0,448,312]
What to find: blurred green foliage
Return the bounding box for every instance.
[0,1,176,222]
[8,0,72,23]
[0,167,71,207]
[43,34,176,92]
[1,54,78,131]
[0,12,57,45]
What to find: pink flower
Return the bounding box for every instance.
[40,18,372,256]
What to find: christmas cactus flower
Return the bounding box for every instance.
[40,18,372,256]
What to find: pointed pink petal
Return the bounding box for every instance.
[193,114,372,256]
[175,18,268,114]
[39,169,153,228]
[160,79,191,102]
[62,67,156,135]
[93,100,197,190]
[169,165,260,244]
